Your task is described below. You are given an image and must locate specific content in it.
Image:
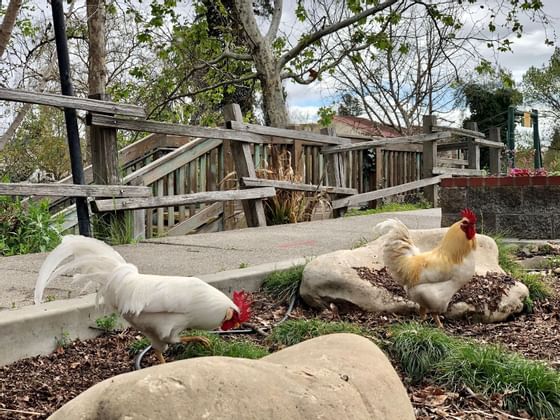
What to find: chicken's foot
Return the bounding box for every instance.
[431,313,444,329]
[154,349,166,364]
[180,335,211,347]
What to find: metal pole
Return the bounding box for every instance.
[51,0,91,236]
[532,109,542,169]
[507,106,516,169]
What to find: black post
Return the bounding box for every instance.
[51,0,91,236]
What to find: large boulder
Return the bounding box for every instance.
[49,334,414,420]
[300,228,529,323]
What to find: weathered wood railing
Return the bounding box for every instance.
[0,87,502,238]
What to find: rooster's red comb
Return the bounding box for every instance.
[460,208,477,224]
[232,290,251,322]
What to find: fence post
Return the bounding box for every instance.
[223,104,267,227]
[488,127,502,175]
[422,115,438,207]
[464,121,481,171]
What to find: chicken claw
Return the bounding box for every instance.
[180,335,211,347]
[154,349,166,364]
[431,313,444,329]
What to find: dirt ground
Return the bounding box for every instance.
[1,267,559,419]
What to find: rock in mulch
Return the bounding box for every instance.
[300,228,528,323]
[49,334,415,420]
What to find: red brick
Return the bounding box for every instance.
[452,177,469,187]
[513,177,531,186]
[484,177,501,187]
[469,177,485,187]
[547,176,560,186]
[440,178,455,188]
[531,176,548,186]
[498,177,514,186]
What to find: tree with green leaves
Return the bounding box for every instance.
[126,0,552,128]
[523,47,560,119]
[544,126,560,172]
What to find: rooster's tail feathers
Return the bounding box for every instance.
[34,235,133,305]
[372,218,411,240]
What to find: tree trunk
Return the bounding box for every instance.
[233,0,289,128]
[0,0,22,59]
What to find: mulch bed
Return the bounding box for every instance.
[1,274,560,419]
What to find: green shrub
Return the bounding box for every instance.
[344,201,430,217]
[518,273,553,301]
[128,337,151,355]
[0,196,62,256]
[95,313,119,333]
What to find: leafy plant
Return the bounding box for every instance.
[261,265,305,302]
[0,195,63,256]
[92,212,135,245]
[239,262,249,269]
[54,331,71,350]
[518,273,553,301]
[128,337,151,355]
[492,235,521,277]
[268,319,368,347]
[95,313,119,333]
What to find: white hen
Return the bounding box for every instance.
[34,235,251,363]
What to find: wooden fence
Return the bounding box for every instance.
[0,88,504,238]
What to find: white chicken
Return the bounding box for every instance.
[34,235,251,363]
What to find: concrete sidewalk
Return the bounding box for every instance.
[0,208,441,310]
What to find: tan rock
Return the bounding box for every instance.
[49,334,414,420]
[301,228,527,322]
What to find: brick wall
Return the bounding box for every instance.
[440,176,560,239]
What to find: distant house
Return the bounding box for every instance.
[331,115,403,138]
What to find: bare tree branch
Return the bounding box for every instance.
[0,0,22,58]
[265,0,283,42]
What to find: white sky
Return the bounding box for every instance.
[285,0,560,125]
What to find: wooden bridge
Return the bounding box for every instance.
[0,88,504,238]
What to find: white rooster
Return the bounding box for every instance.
[34,235,251,363]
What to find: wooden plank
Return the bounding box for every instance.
[322,131,452,154]
[381,143,423,153]
[474,138,505,148]
[241,177,357,195]
[227,120,350,146]
[178,166,186,222]
[224,104,267,228]
[167,172,175,228]
[0,87,146,117]
[432,167,486,176]
[92,187,277,212]
[438,157,469,166]
[488,128,502,175]
[432,125,485,139]
[0,183,151,197]
[332,176,449,209]
[156,179,164,236]
[91,114,268,144]
[167,202,223,236]
[124,138,222,186]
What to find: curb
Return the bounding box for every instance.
[0,257,309,367]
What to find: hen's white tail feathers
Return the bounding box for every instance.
[372,218,411,240]
[34,235,135,305]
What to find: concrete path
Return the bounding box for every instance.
[0,208,441,310]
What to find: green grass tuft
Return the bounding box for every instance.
[518,273,553,301]
[493,235,522,277]
[387,323,560,419]
[389,322,455,383]
[268,319,367,347]
[261,265,305,302]
[344,201,430,217]
[175,331,269,360]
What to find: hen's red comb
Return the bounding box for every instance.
[232,290,251,322]
[460,208,477,224]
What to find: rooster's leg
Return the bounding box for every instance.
[419,306,427,321]
[431,313,444,329]
[154,349,166,364]
[180,335,211,347]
